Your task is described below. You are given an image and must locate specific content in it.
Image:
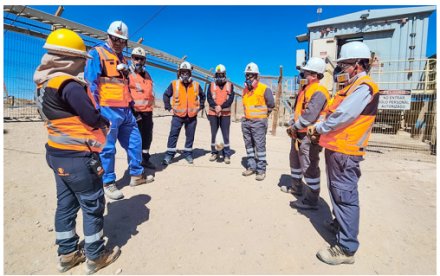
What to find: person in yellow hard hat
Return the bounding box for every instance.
[34,28,120,274]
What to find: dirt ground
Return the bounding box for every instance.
[3,113,436,274]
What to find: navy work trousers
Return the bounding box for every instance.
[207,115,231,157]
[46,153,105,260]
[166,115,197,158]
[325,148,363,255]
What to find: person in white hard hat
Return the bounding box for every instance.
[281,57,330,211]
[128,47,156,170]
[206,64,235,164]
[241,62,275,181]
[162,61,206,165]
[85,21,154,201]
[309,41,379,265]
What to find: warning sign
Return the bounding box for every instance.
[378,90,411,110]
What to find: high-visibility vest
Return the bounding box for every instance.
[171,80,200,118]
[242,82,268,119]
[36,75,107,153]
[95,46,131,107]
[128,70,154,112]
[319,75,379,156]
[293,82,330,133]
[208,81,232,116]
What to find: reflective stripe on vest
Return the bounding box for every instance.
[294,82,330,133]
[95,47,131,107]
[242,82,268,119]
[128,70,154,112]
[171,80,200,118]
[319,75,379,156]
[36,76,106,152]
[208,81,232,116]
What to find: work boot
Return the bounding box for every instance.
[103,182,123,200]
[209,153,218,162]
[224,156,231,164]
[280,185,303,196]
[316,245,355,265]
[162,154,172,166]
[185,155,194,164]
[57,249,86,272]
[324,219,339,234]
[84,246,121,275]
[255,173,266,181]
[242,169,255,176]
[290,198,319,210]
[129,174,154,187]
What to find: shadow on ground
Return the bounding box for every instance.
[104,194,151,249]
[277,174,336,246]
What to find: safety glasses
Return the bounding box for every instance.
[133,56,145,61]
[337,61,356,69]
[245,73,257,79]
[109,35,127,44]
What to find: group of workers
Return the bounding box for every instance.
[33,18,378,273]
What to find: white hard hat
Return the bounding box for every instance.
[215,64,226,73]
[244,62,259,74]
[301,57,326,74]
[131,47,146,58]
[179,61,193,71]
[337,41,371,62]
[107,21,128,40]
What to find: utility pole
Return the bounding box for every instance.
[271,66,283,136]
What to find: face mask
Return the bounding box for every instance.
[135,63,144,72]
[299,78,308,86]
[336,73,350,83]
[244,79,258,90]
[215,74,227,85]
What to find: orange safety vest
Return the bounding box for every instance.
[95,46,131,107]
[171,80,200,118]
[319,75,379,156]
[208,81,232,116]
[36,76,107,153]
[242,82,268,119]
[128,70,154,112]
[293,82,330,133]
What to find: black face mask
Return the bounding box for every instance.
[215,73,226,85]
[179,71,192,84]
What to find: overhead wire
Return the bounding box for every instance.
[131,6,167,38]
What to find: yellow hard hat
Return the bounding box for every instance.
[43,28,91,59]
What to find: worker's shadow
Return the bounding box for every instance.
[103,194,151,249]
[277,174,336,246]
[171,148,210,163]
[240,155,269,169]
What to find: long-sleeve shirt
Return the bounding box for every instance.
[206,83,235,109]
[84,42,126,109]
[163,81,205,111]
[315,72,372,135]
[263,87,276,111]
[46,81,109,156]
[293,88,328,131]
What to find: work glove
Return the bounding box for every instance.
[307,125,320,144]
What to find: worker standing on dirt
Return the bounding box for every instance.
[162,61,206,165]
[241,62,275,181]
[309,41,379,265]
[34,28,120,274]
[85,21,153,201]
[281,57,330,210]
[206,64,235,164]
[128,47,156,170]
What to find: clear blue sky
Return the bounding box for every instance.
[5,5,437,98]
